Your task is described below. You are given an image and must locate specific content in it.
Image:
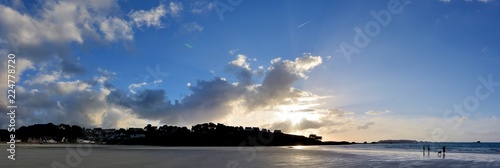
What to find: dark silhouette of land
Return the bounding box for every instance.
[0,123,350,146]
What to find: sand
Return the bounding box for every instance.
[0,144,498,167]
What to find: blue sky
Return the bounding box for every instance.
[0,0,499,142]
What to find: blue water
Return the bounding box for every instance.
[331,142,500,154]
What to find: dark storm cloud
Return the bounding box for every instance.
[107,77,245,125]
[104,55,323,126]
[10,83,106,128]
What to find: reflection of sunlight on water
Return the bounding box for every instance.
[292,154,311,163]
[324,146,500,162]
[290,145,306,150]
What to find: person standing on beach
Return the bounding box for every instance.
[442,146,446,159]
[427,145,430,155]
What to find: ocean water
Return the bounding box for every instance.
[1,143,499,167]
[331,142,500,154]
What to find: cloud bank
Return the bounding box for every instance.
[0,0,329,131]
[106,54,325,126]
[0,0,178,128]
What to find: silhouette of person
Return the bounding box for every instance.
[442,146,446,157]
[423,145,425,155]
[427,145,430,155]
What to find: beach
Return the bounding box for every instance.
[1,143,499,167]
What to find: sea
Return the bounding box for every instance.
[1,142,499,167]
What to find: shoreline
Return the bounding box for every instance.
[1,144,498,167]
[0,142,353,147]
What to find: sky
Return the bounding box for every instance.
[0,0,499,142]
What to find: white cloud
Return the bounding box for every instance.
[100,17,133,41]
[228,49,239,55]
[50,80,90,95]
[253,66,264,76]
[94,68,116,84]
[128,79,164,94]
[168,2,183,17]
[294,55,323,72]
[97,68,115,76]
[0,0,136,46]
[129,82,147,90]
[230,54,250,70]
[25,71,62,85]
[179,22,203,32]
[357,121,375,130]
[365,110,391,115]
[0,4,67,45]
[0,63,154,129]
[0,0,135,78]
[16,58,35,74]
[190,1,214,14]
[266,54,322,81]
[477,0,493,3]
[129,4,167,28]
[153,79,163,84]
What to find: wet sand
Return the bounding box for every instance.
[1,144,499,167]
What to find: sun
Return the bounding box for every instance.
[276,104,320,125]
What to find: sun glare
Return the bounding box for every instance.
[276,105,321,125]
[291,145,306,150]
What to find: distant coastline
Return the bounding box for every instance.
[376,139,419,144]
[0,123,351,146]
